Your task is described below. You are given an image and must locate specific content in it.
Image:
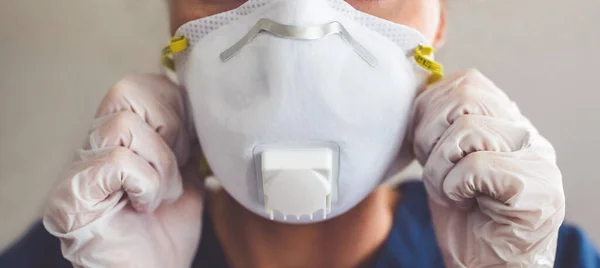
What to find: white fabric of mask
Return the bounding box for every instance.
[174,0,431,223]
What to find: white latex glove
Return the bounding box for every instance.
[411,70,565,267]
[43,74,203,268]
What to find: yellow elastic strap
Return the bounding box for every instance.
[198,153,212,178]
[161,36,188,71]
[413,45,444,84]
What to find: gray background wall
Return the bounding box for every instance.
[1,0,599,251]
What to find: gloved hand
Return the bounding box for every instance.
[411,69,565,267]
[43,74,204,268]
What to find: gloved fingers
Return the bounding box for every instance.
[434,149,564,266]
[411,69,528,165]
[95,74,190,166]
[439,146,564,266]
[45,147,162,233]
[77,147,168,213]
[442,147,565,230]
[88,110,184,205]
[422,115,535,206]
[152,165,205,260]
[428,197,560,268]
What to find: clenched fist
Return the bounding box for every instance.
[412,70,565,267]
[43,74,204,268]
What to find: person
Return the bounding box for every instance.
[1,0,599,267]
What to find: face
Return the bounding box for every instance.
[169,0,446,47]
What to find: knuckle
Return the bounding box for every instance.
[455,69,510,102]
[462,68,485,79]
[161,152,180,178]
[107,74,144,98]
[451,115,479,130]
[155,112,183,146]
[96,74,145,116]
[161,151,177,170]
[140,172,160,195]
[111,111,143,131]
[160,110,180,131]
[459,151,491,170]
[457,68,489,86]
[107,146,136,163]
[452,81,479,103]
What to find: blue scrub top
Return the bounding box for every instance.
[1,181,599,267]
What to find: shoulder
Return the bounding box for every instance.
[555,224,600,267]
[0,221,71,268]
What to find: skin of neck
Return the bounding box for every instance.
[208,186,401,268]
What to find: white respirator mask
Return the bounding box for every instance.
[162,0,443,223]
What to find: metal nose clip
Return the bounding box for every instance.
[220,18,378,67]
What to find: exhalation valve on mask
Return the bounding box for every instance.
[227,18,357,222]
[254,144,340,221]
